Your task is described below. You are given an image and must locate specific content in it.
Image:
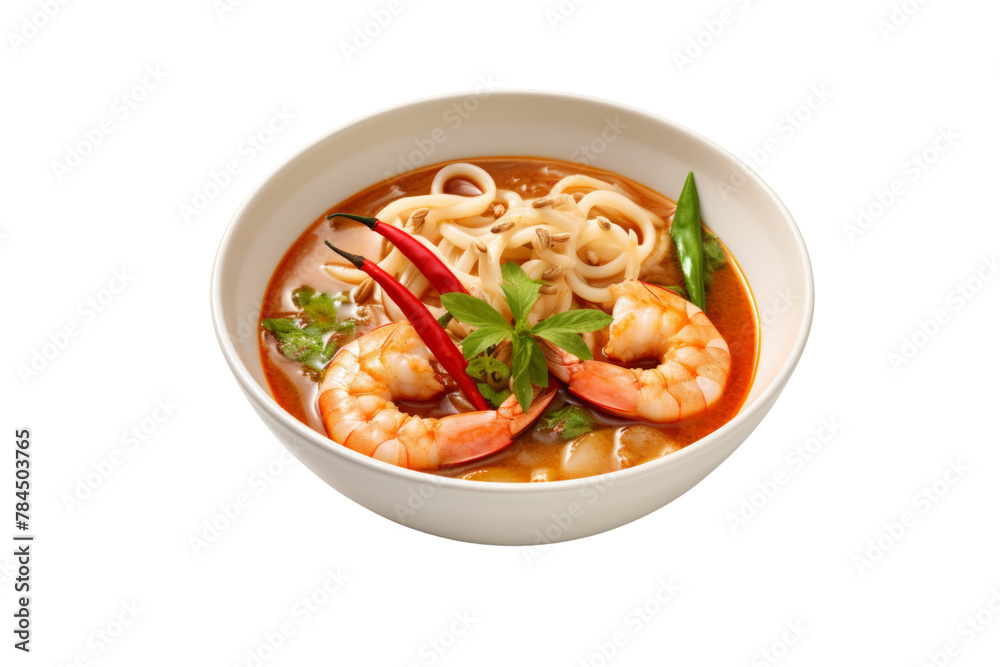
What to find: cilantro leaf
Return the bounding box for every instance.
[292,286,315,306]
[500,262,543,327]
[702,234,727,289]
[315,338,343,370]
[536,405,595,440]
[261,287,354,375]
[440,292,512,330]
[261,317,304,336]
[262,319,337,370]
[460,326,512,360]
[334,319,357,338]
[294,288,343,332]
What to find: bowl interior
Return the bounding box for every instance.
[213,91,812,482]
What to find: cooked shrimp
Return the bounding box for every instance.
[319,321,555,470]
[543,280,731,422]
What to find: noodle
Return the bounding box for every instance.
[324,162,669,324]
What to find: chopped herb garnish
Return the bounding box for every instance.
[466,353,512,408]
[260,319,337,370]
[442,262,612,412]
[293,287,345,332]
[477,383,511,409]
[261,287,355,375]
[536,404,595,440]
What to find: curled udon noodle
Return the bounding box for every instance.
[324,163,669,324]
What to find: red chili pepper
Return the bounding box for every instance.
[324,241,491,412]
[327,213,468,296]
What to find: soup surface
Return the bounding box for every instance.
[259,157,758,482]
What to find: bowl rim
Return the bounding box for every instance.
[210,88,815,494]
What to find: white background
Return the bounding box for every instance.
[4,0,999,665]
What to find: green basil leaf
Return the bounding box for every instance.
[509,334,534,412]
[530,309,612,335]
[440,292,512,330]
[533,330,594,362]
[500,261,543,325]
[460,327,512,360]
[527,336,549,388]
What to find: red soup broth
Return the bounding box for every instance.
[259,157,759,482]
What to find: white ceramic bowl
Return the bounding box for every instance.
[211,91,813,545]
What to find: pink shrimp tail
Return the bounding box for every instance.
[434,384,557,466]
[540,342,576,383]
[568,361,641,417]
[541,342,639,417]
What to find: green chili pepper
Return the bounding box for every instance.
[670,171,706,310]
